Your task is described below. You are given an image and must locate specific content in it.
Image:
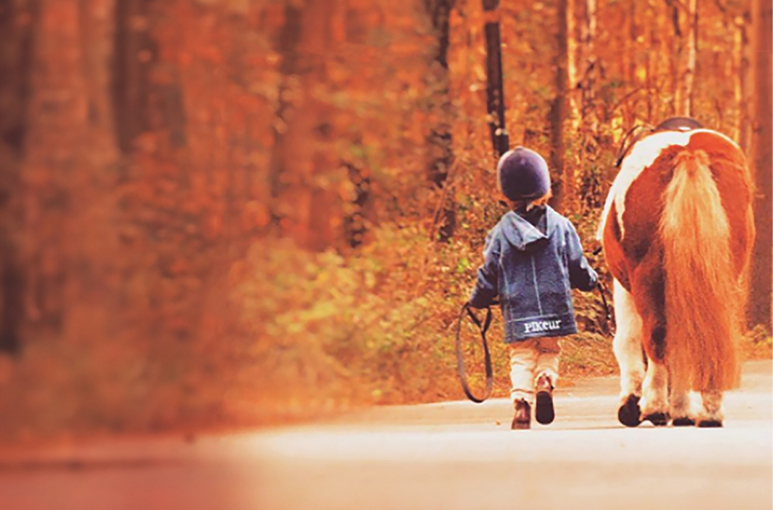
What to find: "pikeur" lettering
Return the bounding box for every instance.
[523,320,562,334]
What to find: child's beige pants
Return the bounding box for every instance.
[509,337,561,404]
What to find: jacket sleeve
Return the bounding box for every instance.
[566,222,598,291]
[468,231,501,308]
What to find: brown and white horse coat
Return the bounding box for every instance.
[599,128,755,427]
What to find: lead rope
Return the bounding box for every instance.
[596,280,615,336]
[455,302,494,403]
[591,246,615,336]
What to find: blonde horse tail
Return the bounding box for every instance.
[660,149,741,392]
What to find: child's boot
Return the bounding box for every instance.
[511,399,531,429]
[535,373,555,425]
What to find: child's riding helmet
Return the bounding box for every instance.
[497,147,551,201]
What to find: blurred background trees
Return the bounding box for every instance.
[0,0,770,441]
[750,0,772,330]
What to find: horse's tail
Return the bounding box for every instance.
[660,149,741,392]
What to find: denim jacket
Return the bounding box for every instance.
[468,206,597,343]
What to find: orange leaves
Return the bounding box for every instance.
[205,214,224,239]
[242,200,271,230]
[407,110,430,145]
[331,5,347,43]
[179,51,193,68]
[197,44,223,65]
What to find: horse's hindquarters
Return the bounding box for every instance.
[601,128,755,424]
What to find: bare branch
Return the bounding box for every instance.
[609,86,646,114]
[664,0,689,14]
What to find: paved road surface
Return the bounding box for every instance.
[1,361,771,510]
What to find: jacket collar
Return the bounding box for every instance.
[500,206,558,250]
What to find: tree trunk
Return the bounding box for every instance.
[550,0,569,212]
[269,2,303,241]
[622,0,637,126]
[740,9,753,151]
[668,0,682,116]
[113,0,151,154]
[0,0,36,354]
[22,0,121,343]
[269,0,337,251]
[577,0,601,212]
[678,0,697,116]
[749,0,772,330]
[426,0,456,242]
[645,0,662,122]
[650,0,667,121]
[566,0,579,131]
[580,0,597,136]
[482,0,508,158]
[733,21,744,142]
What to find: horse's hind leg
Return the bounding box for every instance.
[635,267,670,426]
[612,280,646,427]
[640,360,669,425]
[669,379,696,426]
[697,390,724,427]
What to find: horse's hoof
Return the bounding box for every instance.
[643,412,670,426]
[672,416,696,427]
[697,419,723,428]
[618,394,642,427]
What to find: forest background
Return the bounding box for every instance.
[0,0,770,442]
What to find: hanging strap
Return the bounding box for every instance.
[596,281,615,336]
[591,246,616,336]
[614,124,654,167]
[455,302,494,403]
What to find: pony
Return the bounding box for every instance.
[598,117,756,427]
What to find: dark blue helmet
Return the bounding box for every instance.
[496,147,551,201]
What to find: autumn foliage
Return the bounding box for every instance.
[0,0,769,441]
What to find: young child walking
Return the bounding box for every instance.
[468,147,598,429]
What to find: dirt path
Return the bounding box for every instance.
[1,361,770,510]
